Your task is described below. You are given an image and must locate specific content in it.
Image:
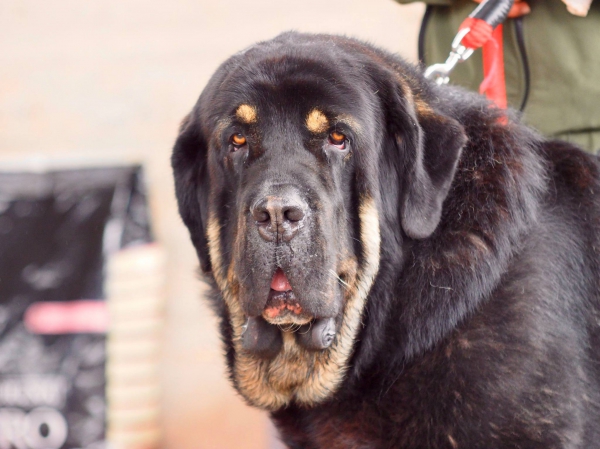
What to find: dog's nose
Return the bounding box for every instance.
[251,194,306,242]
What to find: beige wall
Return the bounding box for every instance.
[0,1,424,447]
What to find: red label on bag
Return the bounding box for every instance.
[24,301,109,334]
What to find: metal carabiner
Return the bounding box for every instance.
[424,0,514,85]
[424,28,475,85]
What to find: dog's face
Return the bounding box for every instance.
[172,33,466,410]
[219,82,362,328]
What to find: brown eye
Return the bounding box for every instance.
[231,133,247,147]
[329,131,346,149]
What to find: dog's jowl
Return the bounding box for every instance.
[172,32,600,448]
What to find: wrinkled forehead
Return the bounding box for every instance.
[211,53,371,132]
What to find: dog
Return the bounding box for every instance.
[171,32,600,448]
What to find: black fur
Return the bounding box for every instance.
[172,32,600,448]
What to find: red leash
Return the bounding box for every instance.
[459,18,506,108]
[482,25,507,109]
[424,0,517,112]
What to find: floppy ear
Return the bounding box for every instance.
[171,112,211,272]
[383,81,467,239]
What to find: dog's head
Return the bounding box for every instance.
[172,32,466,410]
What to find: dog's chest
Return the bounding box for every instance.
[273,324,584,449]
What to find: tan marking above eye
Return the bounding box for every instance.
[231,133,247,146]
[236,104,258,124]
[306,109,329,133]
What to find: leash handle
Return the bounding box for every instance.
[468,0,513,28]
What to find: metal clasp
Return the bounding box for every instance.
[424,28,475,85]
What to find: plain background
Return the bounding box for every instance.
[0,1,425,447]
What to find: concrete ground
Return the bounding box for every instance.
[0,1,424,447]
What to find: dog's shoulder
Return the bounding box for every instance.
[544,139,600,198]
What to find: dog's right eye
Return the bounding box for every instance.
[231,133,247,149]
[328,131,347,150]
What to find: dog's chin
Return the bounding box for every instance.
[240,284,342,357]
[262,311,313,326]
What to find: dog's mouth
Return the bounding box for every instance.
[262,268,313,326]
[241,268,339,359]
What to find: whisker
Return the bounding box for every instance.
[299,321,313,335]
[278,323,298,333]
[329,269,350,290]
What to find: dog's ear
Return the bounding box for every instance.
[381,78,467,239]
[171,112,211,272]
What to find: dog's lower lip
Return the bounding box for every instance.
[263,290,303,319]
[262,289,315,325]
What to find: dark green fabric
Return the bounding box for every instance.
[394,0,600,153]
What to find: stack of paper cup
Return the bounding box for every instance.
[106,243,165,449]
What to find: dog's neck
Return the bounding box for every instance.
[353,114,548,379]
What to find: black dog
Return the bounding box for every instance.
[172,32,600,448]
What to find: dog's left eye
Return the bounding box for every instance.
[231,133,247,148]
[329,131,347,149]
